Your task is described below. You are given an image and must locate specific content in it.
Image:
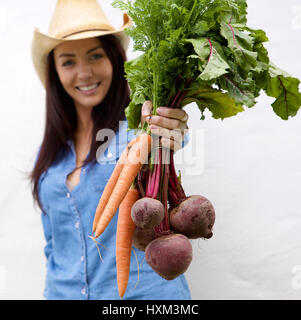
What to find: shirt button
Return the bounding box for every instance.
[80,256,84,261]
[81,288,86,295]
[75,222,79,229]
[82,168,86,174]
[66,192,70,198]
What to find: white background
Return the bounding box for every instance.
[0,0,300,300]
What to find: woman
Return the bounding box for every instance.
[30,0,190,300]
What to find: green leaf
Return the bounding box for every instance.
[220,21,257,72]
[186,38,230,81]
[185,38,210,61]
[220,73,257,107]
[190,20,210,37]
[184,85,244,119]
[124,54,153,128]
[245,27,269,43]
[271,90,301,120]
[125,101,143,129]
[268,62,292,79]
[265,63,301,119]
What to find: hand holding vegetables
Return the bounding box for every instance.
[141,100,189,152]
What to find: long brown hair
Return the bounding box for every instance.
[29,35,130,212]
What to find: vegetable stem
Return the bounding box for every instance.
[154,147,171,237]
[184,0,198,31]
[151,147,162,199]
[137,169,145,197]
[152,71,159,114]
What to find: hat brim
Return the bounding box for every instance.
[31,13,132,88]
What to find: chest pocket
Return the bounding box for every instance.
[92,162,116,192]
[92,141,128,192]
[92,137,129,192]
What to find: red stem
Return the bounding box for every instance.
[168,187,180,207]
[137,167,145,197]
[154,148,171,237]
[170,91,182,108]
[227,23,247,61]
[145,168,153,197]
[145,146,159,197]
[162,162,170,231]
[169,78,193,109]
[151,147,162,199]
[169,151,186,199]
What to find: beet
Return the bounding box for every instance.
[131,197,164,229]
[132,227,156,251]
[169,195,215,239]
[145,233,192,280]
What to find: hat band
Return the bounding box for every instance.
[62,28,112,39]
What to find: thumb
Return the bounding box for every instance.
[141,100,153,126]
[141,100,153,117]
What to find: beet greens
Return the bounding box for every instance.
[112,0,301,250]
[113,0,301,124]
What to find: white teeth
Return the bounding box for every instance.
[78,83,99,91]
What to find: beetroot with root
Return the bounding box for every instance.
[131,197,164,229]
[145,233,192,280]
[169,195,215,239]
[134,140,216,281]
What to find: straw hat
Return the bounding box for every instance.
[31,0,132,88]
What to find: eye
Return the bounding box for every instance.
[62,60,73,67]
[90,54,103,60]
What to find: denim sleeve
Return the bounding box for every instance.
[35,146,53,260]
[182,130,190,149]
[39,173,52,260]
[40,212,53,260]
[173,129,190,154]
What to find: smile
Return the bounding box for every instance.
[76,82,100,93]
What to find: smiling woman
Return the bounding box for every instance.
[31,33,130,209]
[29,0,190,300]
[52,38,114,190]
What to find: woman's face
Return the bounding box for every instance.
[53,37,113,110]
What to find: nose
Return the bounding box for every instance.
[77,60,93,80]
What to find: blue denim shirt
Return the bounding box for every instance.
[37,120,191,300]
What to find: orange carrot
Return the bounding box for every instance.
[116,187,140,298]
[94,133,151,238]
[92,136,140,233]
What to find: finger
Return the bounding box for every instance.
[141,100,153,117]
[180,111,189,123]
[150,126,183,142]
[157,107,188,122]
[161,137,182,152]
[179,121,189,132]
[146,115,181,130]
